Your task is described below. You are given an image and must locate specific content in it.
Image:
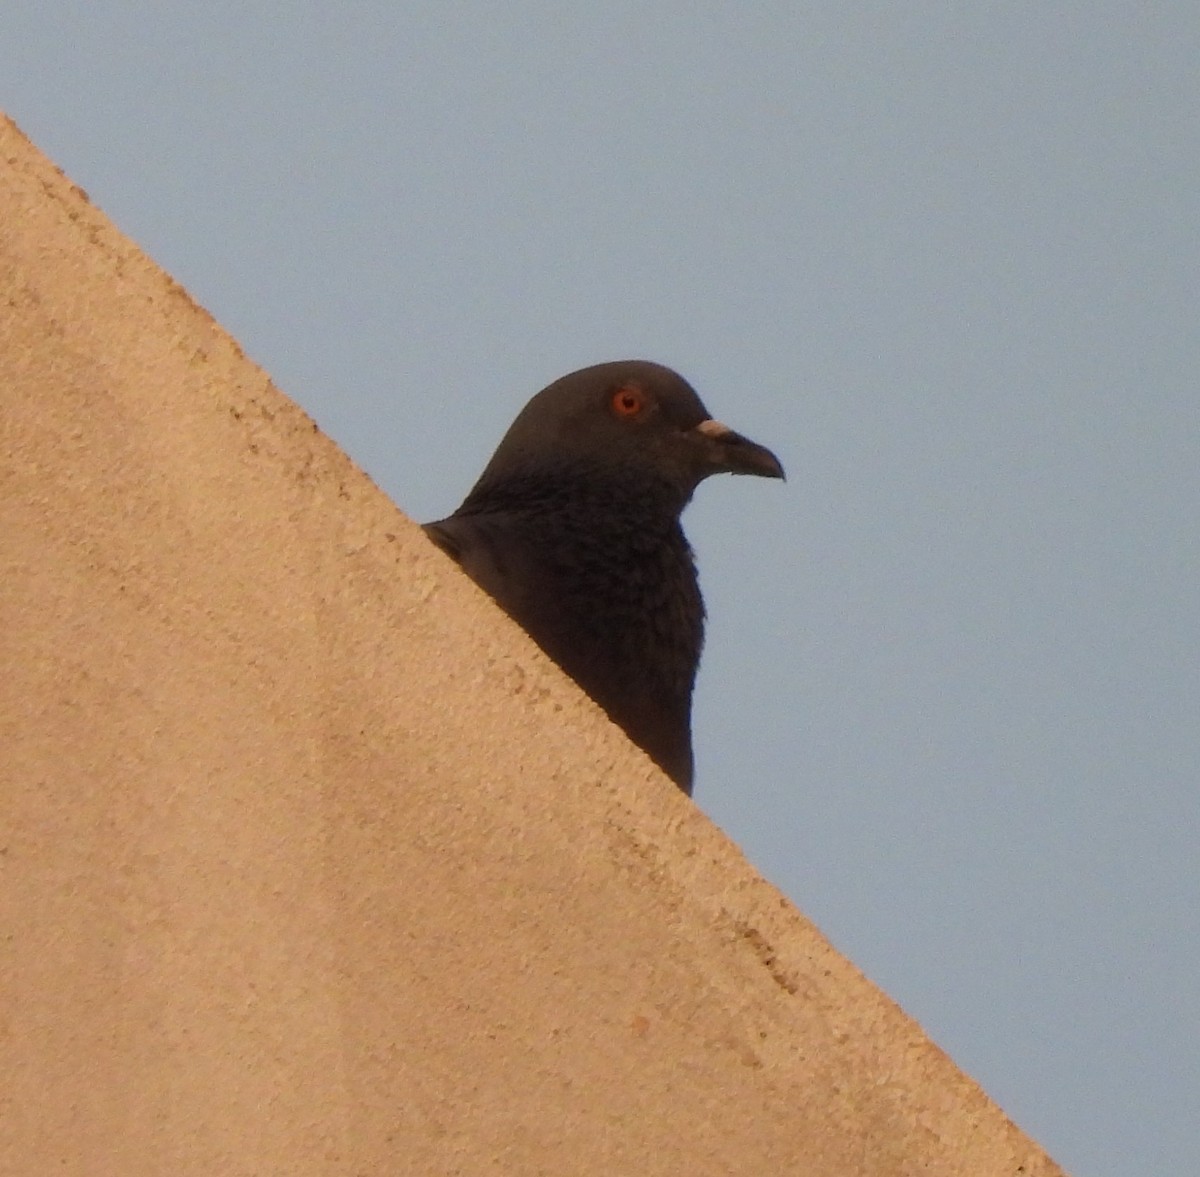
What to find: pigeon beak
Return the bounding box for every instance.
[694,419,786,480]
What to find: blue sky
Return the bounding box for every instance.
[5,6,1198,1173]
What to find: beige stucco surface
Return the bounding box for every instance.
[0,115,1063,1176]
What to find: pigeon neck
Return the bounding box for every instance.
[461,461,696,523]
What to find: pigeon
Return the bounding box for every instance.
[425,360,784,795]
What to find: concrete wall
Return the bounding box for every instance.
[0,114,1063,1176]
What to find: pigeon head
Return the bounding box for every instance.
[467,360,784,510]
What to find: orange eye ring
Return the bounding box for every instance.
[611,385,645,418]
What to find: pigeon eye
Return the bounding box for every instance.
[611,386,645,418]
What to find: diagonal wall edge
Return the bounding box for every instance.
[0,115,1063,1177]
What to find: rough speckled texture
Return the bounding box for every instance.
[0,114,1063,1177]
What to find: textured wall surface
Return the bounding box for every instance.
[0,115,1063,1176]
